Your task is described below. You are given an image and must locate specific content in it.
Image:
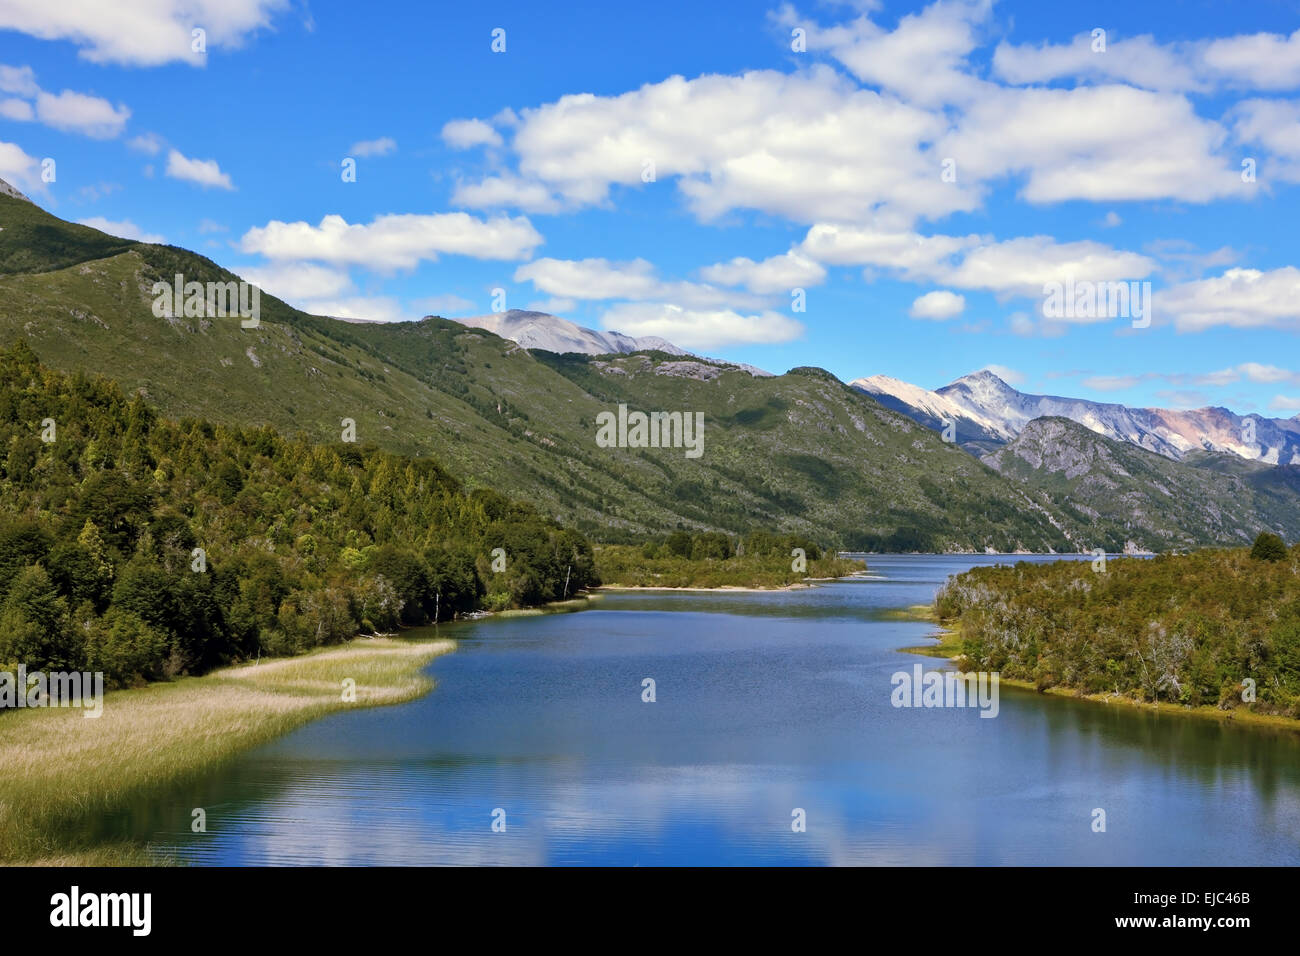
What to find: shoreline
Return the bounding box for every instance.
[894,604,1300,736]
[0,635,454,866]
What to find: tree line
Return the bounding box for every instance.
[934,534,1300,716]
[0,341,598,689]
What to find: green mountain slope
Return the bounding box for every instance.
[981,417,1300,550]
[3,189,1292,551]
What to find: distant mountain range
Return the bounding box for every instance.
[853,370,1300,466]
[451,310,772,377]
[2,177,1298,552]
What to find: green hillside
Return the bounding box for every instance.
[0,192,1089,551]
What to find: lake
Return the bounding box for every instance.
[125,554,1300,865]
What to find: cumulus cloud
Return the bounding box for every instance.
[296,296,405,323]
[799,223,1154,299]
[240,262,353,300]
[240,212,543,268]
[513,256,767,310]
[165,149,234,189]
[441,118,502,149]
[599,302,804,349]
[0,139,40,192]
[0,64,130,137]
[348,136,396,157]
[993,28,1300,92]
[456,66,965,225]
[0,0,290,66]
[35,89,129,138]
[699,252,826,294]
[76,216,164,243]
[1159,267,1300,332]
[451,175,563,214]
[779,0,993,107]
[908,290,965,319]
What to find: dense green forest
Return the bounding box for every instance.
[595,531,865,588]
[934,537,1300,716]
[0,341,598,688]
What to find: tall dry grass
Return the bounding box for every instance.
[0,637,453,865]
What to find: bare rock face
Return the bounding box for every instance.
[0,177,31,203]
[858,367,1300,466]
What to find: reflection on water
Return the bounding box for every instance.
[113,554,1300,865]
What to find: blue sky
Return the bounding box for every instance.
[2,0,1300,415]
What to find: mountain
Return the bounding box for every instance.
[0,180,29,202]
[850,373,1012,453]
[0,185,1082,551]
[857,369,1300,465]
[2,181,1296,552]
[981,417,1300,551]
[452,309,772,377]
[453,309,687,357]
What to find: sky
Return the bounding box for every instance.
[2,0,1300,415]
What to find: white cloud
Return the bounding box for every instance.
[1269,394,1300,412]
[600,302,804,349]
[699,252,826,294]
[0,65,130,137]
[241,262,353,300]
[1083,375,1140,391]
[800,223,1154,298]
[35,89,129,138]
[451,175,563,213]
[1238,362,1297,384]
[76,216,164,243]
[784,0,992,106]
[441,118,502,149]
[0,98,32,121]
[514,257,661,299]
[0,0,290,66]
[1202,30,1300,91]
[297,296,405,323]
[0,64,38,96]
[944,235,1154,297]
[1159,267,1300,332]
[240,212,543,268]
[1232,98,1300,181]
[524,297,577,315]
[165,149,234,189]
[980,363,1024,385]
[412,294,477,316]
[349,136,396,157]
[513,256,766,310]
[993,29,1300,92]
[128,132,164,154]
[908,289,965,319]
[467,66,964,225]
[0,139,40,192]
[940,84,1247,205]
[993,33,1204,91]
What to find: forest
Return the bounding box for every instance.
[0,341,599,689]
[934,536,1300,716]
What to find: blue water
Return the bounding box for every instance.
[130,555,1300,865]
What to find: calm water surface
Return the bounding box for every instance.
[123,555,1300,865]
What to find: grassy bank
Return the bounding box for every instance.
[0,636,452,866]
[595,545,867,589]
